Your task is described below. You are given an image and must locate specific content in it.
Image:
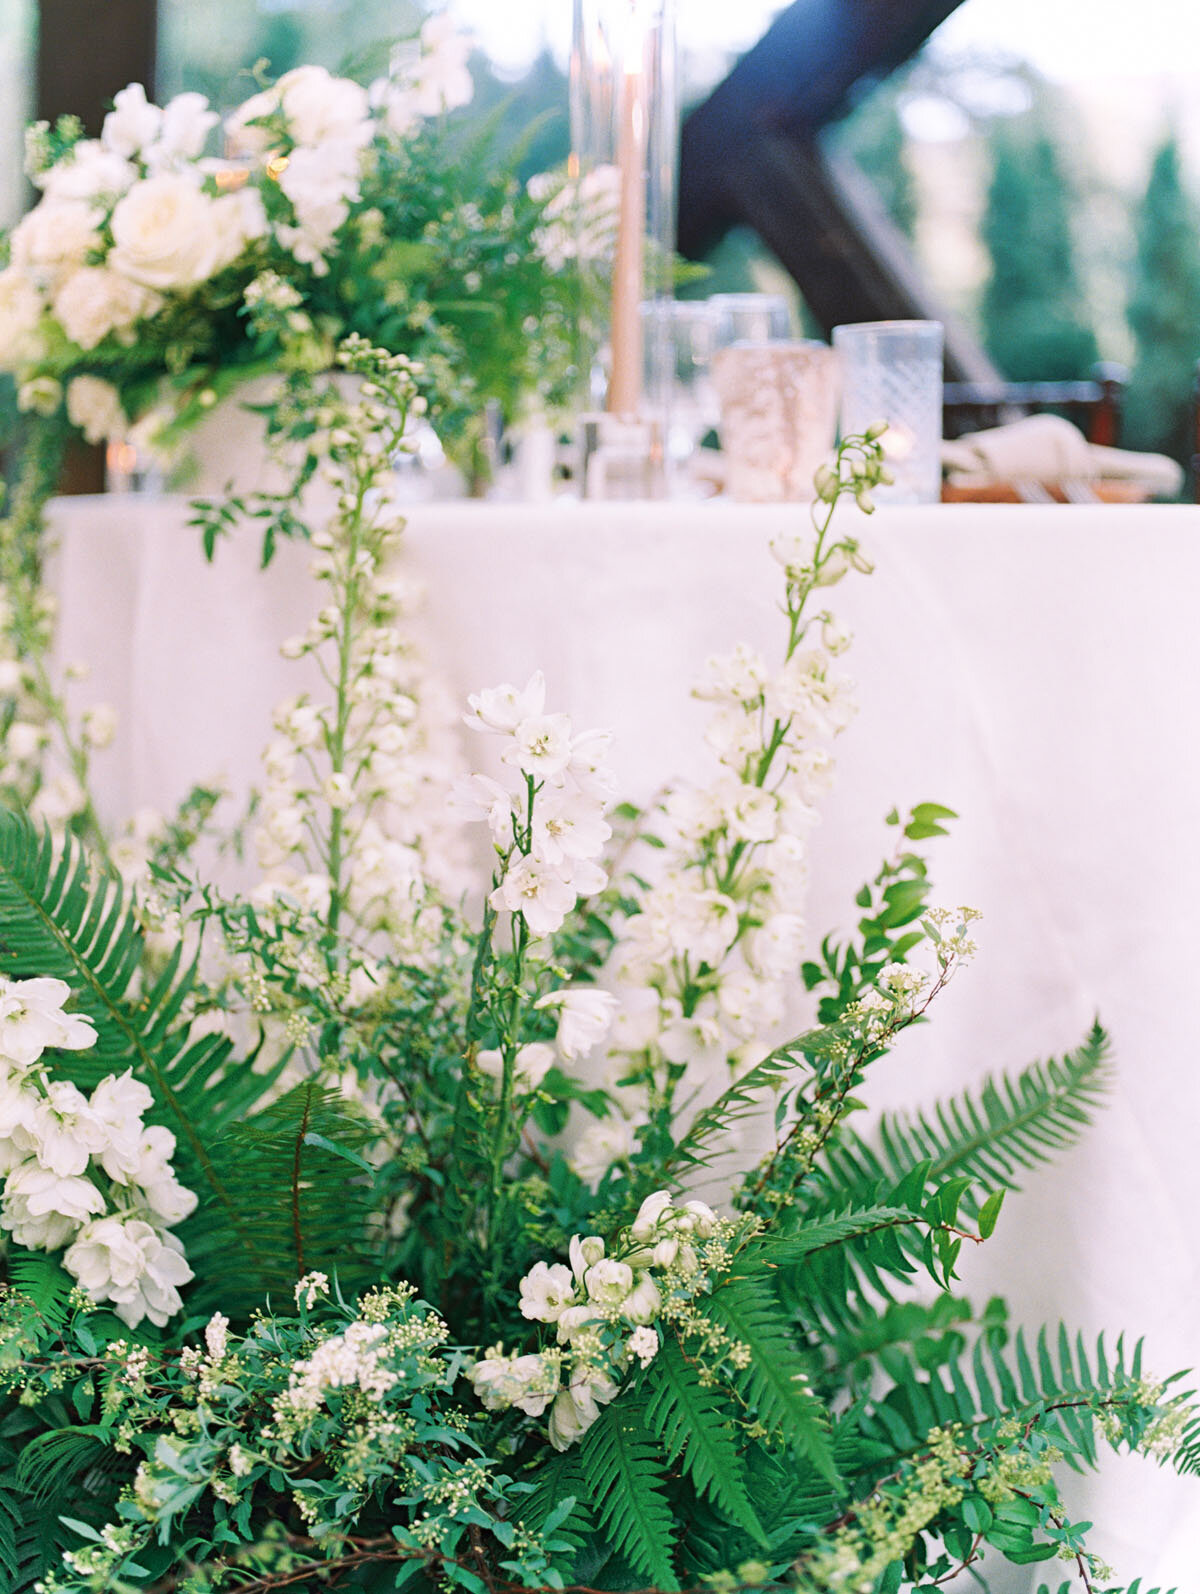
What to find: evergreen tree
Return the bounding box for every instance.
[1124,134,1200,467]
[980,122,1099,380]
[836,88,918,240]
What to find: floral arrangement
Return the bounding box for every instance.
[0,354,1193,1594]
[0,18,586,485]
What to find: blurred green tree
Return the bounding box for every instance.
[981,122,1099,379]
[1124,134,1200,467]
[834,85,917,239]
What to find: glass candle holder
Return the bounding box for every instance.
[570,0,677,425]
[712,340,840,502]
[833,320,944,505]
[710,292,793,349]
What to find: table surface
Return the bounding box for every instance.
[47,495,1200,1582]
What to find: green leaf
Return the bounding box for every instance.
[578,1401,679,1589]
[978,1190,1005,1239]
[643,1340,767,1545]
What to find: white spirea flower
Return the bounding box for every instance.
[0,976,97,1068]
[534,987,619,1061]
[205,1311,229,1360]
[518,1260,576,1323]
[628,1325,659,1367]
[66,375,125,445]
[63,1215,193,1328]
[295,1270,330,1310]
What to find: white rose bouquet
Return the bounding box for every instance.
[0,19,586,485]
[0,366,1193,1594]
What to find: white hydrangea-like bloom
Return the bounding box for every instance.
[63,1215,193,1328]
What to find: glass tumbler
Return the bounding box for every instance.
[832,320,944,505]
[710,292,792,349]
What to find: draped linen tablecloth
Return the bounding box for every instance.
[48,494,1200,1584]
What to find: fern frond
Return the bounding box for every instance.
[579,1399,679,1589]
[820,1025,1112,1214]
[643,1340,766,1545]
[707,1275,835,1481]
[515,1450,592,1557]
[14,1426,116,1503]
[3,1252,74,1334]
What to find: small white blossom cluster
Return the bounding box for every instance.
[467,1190,717,1450]
[0,20,475,417]
[0,976,195,1327]
[526,164,621,271]
[454,670,615,938]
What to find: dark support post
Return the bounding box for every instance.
[34,0,156,490]
[36,0,157,135]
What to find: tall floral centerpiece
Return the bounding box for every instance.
[0,19,586,489]
[0,364,1192,1591]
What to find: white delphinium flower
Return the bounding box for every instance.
[518,1260,577,1324]
[0,976,97,1068]
[490,855,578,938]
[1,1161,104,1249]
[64,1215,193,1327]
[475,1042,555,1092]
[100,82,162,159]
[547,1364,621,1451]
[582,1257,633,1307]
[569,1113,639,1185]
[463,671,546,734]
[468,1349,559,1416]
[534,988,619,1061]
[693,642,769,705]
[28,1079,106,1177]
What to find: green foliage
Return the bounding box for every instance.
[578,1401,679,1589]
[981,120,1100,380]
[819,1022,1113,1216]
[642,1339,766,1544]
[1124,134,1200,469]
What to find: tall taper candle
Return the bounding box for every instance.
[607,53,646,415]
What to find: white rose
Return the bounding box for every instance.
[109,174,227,290]
[66,375,125,444]
[101,82,162,158]
[53,266,161,349]
[277,65,372,147]
[0,268,45,369]
[37,140,135,203]
[10,198,102,294]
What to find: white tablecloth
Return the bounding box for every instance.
[48,495,1200,1583]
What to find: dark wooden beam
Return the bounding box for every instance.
[679,0,964,259]
[35,0,156,492]
[723,135,997,383]
[36,0,157,136]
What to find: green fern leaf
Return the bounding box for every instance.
[515,1450,592,1556]
[643,1339,767,1545]
[821,1025,1112,1214]
[707,1275,836,1481]
[579,1399,679,1589]
[15,1426,116,1503]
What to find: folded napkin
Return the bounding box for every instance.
[941,413,1184,497]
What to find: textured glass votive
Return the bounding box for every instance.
[711,340,839,502]
[833,320,944,505]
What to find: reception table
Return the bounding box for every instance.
[48,495,1200,1583]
